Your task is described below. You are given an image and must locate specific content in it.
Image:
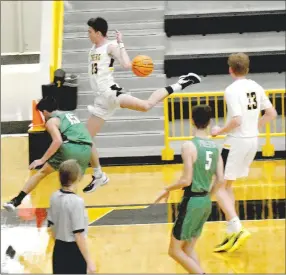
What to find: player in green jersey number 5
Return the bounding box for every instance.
[3,97,94,212]
[155,105,228,274]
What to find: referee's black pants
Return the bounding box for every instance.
[53,239,87,274]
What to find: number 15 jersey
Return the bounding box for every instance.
[50,111,93,145]
[225,78,273,138]
[88,40,118,94]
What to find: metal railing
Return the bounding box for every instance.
[162,89,285,160]
[50,1,64,82]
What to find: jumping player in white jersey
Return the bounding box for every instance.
[82,17,202,193]
[211,52,277,252]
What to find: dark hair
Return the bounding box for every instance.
[36,97,58,112]
[59,159,81,187]
[192,105,212,129]
[87,17,108,37]
[228,52,250,76]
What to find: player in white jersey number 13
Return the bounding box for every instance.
[83,17,202,193]
[211,53,277,253]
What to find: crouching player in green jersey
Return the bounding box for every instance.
[3,97,93,211]
[155,105,225,274]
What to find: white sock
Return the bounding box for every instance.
[93,167,102,177]
[226,216,242,234]
[170,83,182,92]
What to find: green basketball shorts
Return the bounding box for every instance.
[48,142,92,174]
[173,194,212,241]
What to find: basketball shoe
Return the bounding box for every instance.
[3,198,20,212]
[83,172,109,193]
[214,228,251,252]
[177,73,201,90]
[227,228,251,252]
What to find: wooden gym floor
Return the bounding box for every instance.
[1,136,285,273]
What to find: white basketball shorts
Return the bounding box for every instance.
[88,84,124,120]
[221,136,258,181]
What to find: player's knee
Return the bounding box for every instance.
[226,182,233,190]
[139,104,148,112]
[35,170,48,180]
[218,180,228,190]
[38,165,53,178]
[168,247,174,258]
[140,101,152,112]
[168,246,178,259]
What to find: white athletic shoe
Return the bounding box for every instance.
[82,172,109,193]
[177,73,201,90]
[3,199,18,212]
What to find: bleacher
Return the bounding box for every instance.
[165,1,285,82]
[61,1,285,162]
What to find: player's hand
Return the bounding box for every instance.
[29,159,45,170]
[154,189,170,204]
[87,261,97,273]
[115,30,123,43]
[211,126,221,137]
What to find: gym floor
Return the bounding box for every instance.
[1,136,285,273]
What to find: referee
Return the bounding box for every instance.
[47,159,96,274]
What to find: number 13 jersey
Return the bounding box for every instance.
[88,40,118,94]
[224,78,273,138]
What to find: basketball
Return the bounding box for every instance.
[132,55,154,77]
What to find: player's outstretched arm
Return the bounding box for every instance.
[108,30,132,69]
[40,118,62,163]
[29,118,63,169]
[41,118,63,162]
[154,142,195,203]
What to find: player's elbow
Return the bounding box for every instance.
[271,109,277,120]
[233,117,242,127]
[180,177,191,187]
[122,62,132,70]
[266,107,277,120]
[53,139,63,147]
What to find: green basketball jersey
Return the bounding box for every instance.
[49,111,92,145]
[184,137,219,193]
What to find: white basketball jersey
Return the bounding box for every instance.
[88,40,117,93]
[225,78,272,138]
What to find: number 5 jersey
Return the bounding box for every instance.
[183,137,219,194]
